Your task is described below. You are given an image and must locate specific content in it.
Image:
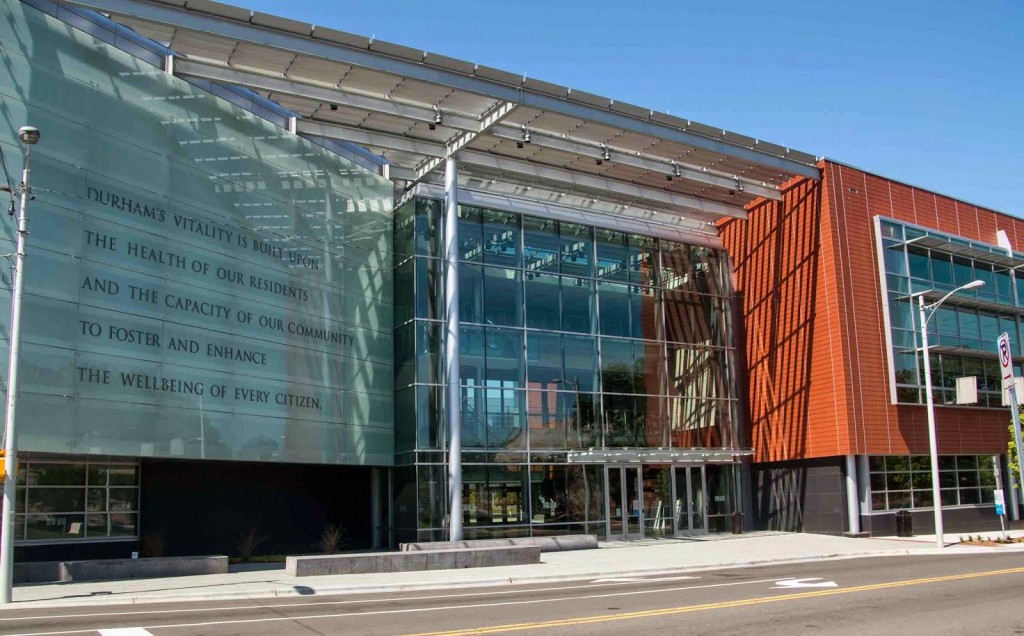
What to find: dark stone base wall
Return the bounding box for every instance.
[751,457,848,535]
[138,459,373,558]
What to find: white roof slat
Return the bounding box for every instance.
[648,111,690,130]
[229,42,295,75]
[120,17,176,43]
[250,12,311,36]
[522,78,569,98]
[311,26,371,49]
[609,100,651,120]
[186,0,250,22]
[423,52,476,75]
[368,40,425,63]
[571,121,624,145]
[473,65,522,87]
[360,111,419,136]
[567,89,611,109]
[312,106,370,128]
[285,55,350,87]
[437,91,498,119]
[267,94,318,117]
[686,120,723,139]
[338,66,403,97]
[519,111,585,136]
[388,78,452,109]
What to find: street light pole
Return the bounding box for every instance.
[0,126,40,604]
[916,279,984,550]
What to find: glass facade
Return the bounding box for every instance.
[393,198,742,541]
[878,218,1024,406]
[0,2,394,466]
[867,454,997,511]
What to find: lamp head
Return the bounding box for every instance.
[963,280,985,290]
[18,126,40,145]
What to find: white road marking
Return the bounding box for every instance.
[97,629,154,636]
[3,577,786,636]
[0,575,720,623]
[591,575,699,583]
[772,577,839,589]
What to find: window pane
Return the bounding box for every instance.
[27,464,85,486]
[458,206,483,263]
[595,229,628,282]
[525,272,560,330]
[523,216,560,273]
[109,513,138,537]
[459,263,485,324]
[484,267,522,327]
[415,258,443,320]
[109,488,138,512]
[563,335,598,393]
[26,514,85,540]
[482,209,520,268]
[559,223,592,277]
[598,281,630,337]
[415,198,442,258]
[485,327,524,387]
[87,488,106,513]
[86,513,107,538]
[27,488,84,513]
[561,276,594,334]
[601,338,635,394]
[629,235,655,286]
[527,333,563,387]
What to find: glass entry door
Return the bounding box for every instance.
[674,465,708,536]
[606,466,642,540]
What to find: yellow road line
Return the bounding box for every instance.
[407,565,1024,636]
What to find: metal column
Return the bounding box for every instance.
[0,148,32,603]
[444,157,462,541]
[844,455,861,535]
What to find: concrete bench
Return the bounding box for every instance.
[286,545,540,577]
[400,534,598,553]
[15,556,228,583]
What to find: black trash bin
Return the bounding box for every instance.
[895,510,912,537]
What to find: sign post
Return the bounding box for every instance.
[997,332,1024,519]
[994,489,1007,539]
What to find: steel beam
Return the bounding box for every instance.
[175,60,781,200]
[64,0,820,180]
[489,125,782,202]
[458,150,747,220]
[295,120,445,157]
[174,59,481,130]
[407,101,518,189]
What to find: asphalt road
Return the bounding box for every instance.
[2,553,1024,635]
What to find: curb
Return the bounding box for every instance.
[9,545,1023,609]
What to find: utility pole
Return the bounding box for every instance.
[0,125,40,604]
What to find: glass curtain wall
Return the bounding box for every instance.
[878,218,1023,406]
[393,198,740,541]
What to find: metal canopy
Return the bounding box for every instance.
[567,449,752,464]
[61,0,821,225]
[901,236,1024,269]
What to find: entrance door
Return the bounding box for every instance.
[606,466,643,540]
[674,465,708,536]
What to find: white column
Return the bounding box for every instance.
[444,157,462,541]
[845,454,861,535]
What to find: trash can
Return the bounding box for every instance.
[895,510,912,537]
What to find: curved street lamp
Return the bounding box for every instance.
[915,279,985,549]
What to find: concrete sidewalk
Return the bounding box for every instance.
[8,532,1024,609]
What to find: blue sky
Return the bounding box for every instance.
[241,1,1023,216]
